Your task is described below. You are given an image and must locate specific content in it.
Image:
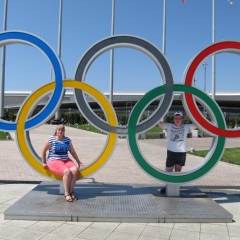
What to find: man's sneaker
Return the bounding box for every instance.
[160,187,166,194]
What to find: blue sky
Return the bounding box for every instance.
[0,0,240,94]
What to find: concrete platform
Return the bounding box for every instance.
[4,181,233,223]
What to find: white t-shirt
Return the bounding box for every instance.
[163,123,194,152]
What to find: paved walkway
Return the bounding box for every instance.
[0,124,240,239]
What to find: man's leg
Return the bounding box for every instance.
[165,166,174,172]
[174,164,182,172]
[161,152,185,194]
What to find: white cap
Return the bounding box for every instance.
[174,111,183,117]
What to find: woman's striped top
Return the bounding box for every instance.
[47,136,71,163]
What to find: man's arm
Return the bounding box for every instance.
[191,124,197,131]
[158,121,164,129]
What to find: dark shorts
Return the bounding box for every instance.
[166,150,186,167]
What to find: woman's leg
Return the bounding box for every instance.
[47,160,77,201]
[62,168,73,198]
[64,160,79,193]
[69,166,79,196]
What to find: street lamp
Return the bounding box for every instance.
[202,62,208,92]
[193,78,197,87]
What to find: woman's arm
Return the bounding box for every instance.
[69,143,84,167]
[41,141,50,170]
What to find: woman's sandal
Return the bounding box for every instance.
[70,192,78,201]
[65,194,73,202]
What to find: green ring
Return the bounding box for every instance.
[128,84,226,183]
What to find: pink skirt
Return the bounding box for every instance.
[47,159,77,176]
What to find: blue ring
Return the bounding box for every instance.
[0,31,64,131]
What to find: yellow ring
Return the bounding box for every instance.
[16,80,118,180]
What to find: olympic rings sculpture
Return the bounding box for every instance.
[0,31,239,184]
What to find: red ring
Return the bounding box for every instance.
[184,41,240,137]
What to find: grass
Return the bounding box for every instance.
[1,124,240,166]
[188,148,240,166]
[146,126,162,132]
[67,124,104,134]
[0,131,11,140]
[69,125,240,166]
[68,124,163,136]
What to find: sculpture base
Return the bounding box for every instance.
[4,181,233,223]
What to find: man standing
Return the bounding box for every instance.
[158,111,197,193]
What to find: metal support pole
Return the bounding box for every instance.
[0,0,8,117]
[54,0,63,120]
[212,0,216,100]
[202,62,208,138]
[109,0,115,105]
[58,0,62,60]
[162,0,166,55]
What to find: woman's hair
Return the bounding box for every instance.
[54,124,65,136]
